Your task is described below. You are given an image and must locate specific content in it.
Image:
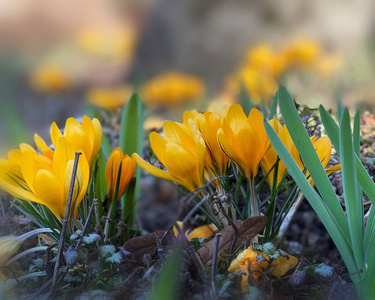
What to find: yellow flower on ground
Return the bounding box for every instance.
[173,221,218,241]
[30,63,71,93]
[261,118,298,188]
[183,110,229,177]
[0,138,90,219]
[143,117,165,131]
[217,105,269,180]
[86,86,132,111]
[140,71,205,108]
[133,120,206,192]
[105,148,136,202]
[228,245,298,292]
[34,115,103,166]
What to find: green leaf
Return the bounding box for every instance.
[151,249,181,300]
[264,121,357,275]
[339,109,364,268]
[276,86,349,236]
[268,94,278,120]
[119,93,144,224]
[319,106,375,206]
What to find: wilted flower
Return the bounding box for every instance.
[86,86,132,111]
[105,148,136,202]
[228,245,298,292]
[173,221,218,241]
[34,115,102,166]
[133,120,206,192]
[30,63,71,93]
[140,71,205,108]
[0,138,90,219]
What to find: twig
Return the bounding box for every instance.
[182,195,210,225]
[211,233,222,299]
[74,198,98,251]
[174,222,212,299]
[51,152,81,291]
[275,192,304,246]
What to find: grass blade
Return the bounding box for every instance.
[264,121,357,275]
[119,94,144,224]
[277,86,349,235]
[340,109,364,268]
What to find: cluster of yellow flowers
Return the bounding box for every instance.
[140,71,205,108]
[135,104,339,209]
[0,116,136,220]
[225,40,332,104]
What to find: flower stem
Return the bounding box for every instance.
[248,179,259,217]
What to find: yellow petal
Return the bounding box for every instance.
[186,224,217,240]
[314,136,332,168]
[133,153,176,183]
[217,128,250,178]
[65,127,92,163]
[34,134,52,153]
[150,132,168,166]
[118,155,136,200]
[326,163,341,175]
[271,251,298,278]
[50,122,63,147]
[33,169,64,218]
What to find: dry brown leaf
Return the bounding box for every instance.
[122,230,176,264]
[197,216,268,265]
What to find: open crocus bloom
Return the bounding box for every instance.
[133,120,206,192]
[34,115,102,166]
[217,105,269,180]
[261,118,298,188]
[0,138,90,219]
[105,147,136,202]
[183,110,229,177]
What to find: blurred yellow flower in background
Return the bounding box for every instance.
[86,86,132,111]
[74,27,137,61]
[140,71,205,108]
[228,245,298,292]
[29,63,71,93]
[133,120,206,192]
[105,147,136,203]
[0,138,90,219]
[281,40,321,68]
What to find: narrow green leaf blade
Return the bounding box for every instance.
[119,94,144,224]
[340,109,363,268]
[277,86,349,235]
[151,249,181,300]
[264,121,356,274]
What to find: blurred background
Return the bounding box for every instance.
[1,0,375,153]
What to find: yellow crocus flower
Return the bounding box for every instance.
[295,135,341,185]
[0,138,90,219]
[133,120,206,192]
[34,115,102,166]
[261,118,297,188]
[217,105,269,180]
[105,148,136,202]
[183,110,229,176]
[29,63,71,93]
